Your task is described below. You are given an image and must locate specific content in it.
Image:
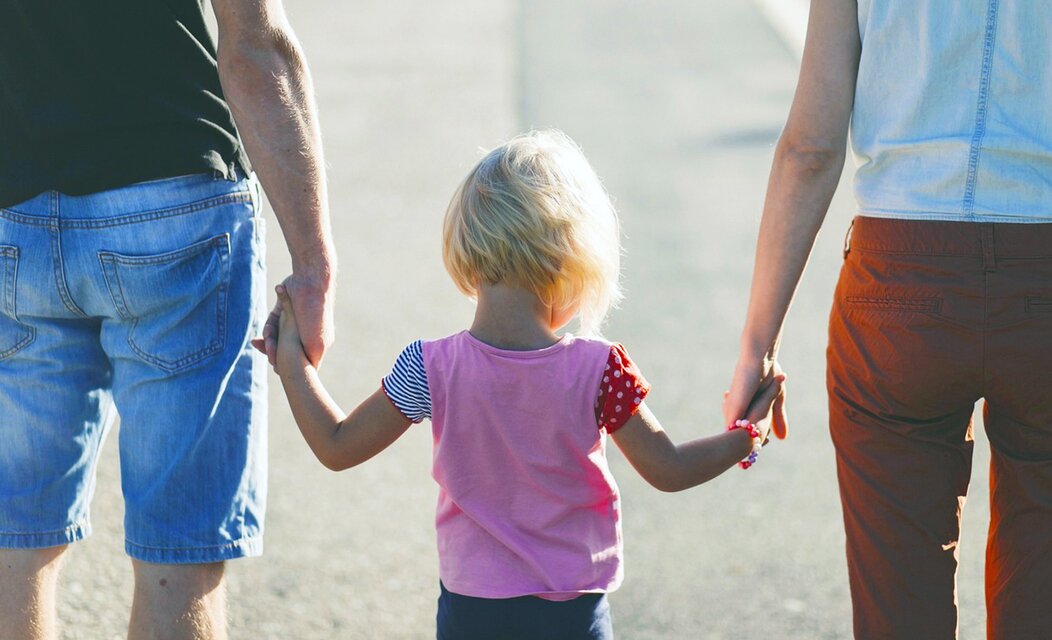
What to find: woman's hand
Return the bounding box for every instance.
[722,0,860,442]
[724,356,788,440]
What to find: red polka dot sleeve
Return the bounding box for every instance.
[596,344,650,434]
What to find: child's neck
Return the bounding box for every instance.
[469,282,562,351]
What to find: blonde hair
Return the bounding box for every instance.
[443,130,622,336]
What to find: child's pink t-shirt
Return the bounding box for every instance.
[382,330,649,601]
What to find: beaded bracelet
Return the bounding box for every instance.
[728,419,763,469]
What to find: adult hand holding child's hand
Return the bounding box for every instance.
[724,356,789,441]
[732,370,787,445]
[252,272,335,369]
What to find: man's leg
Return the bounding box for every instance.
[0,546,67,640]
[129,561,226,640]
[0,202,114,640]
[76,175,266,635]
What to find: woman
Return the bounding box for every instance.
[724,1,1052,638]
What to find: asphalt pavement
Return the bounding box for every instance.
[55,1,993,638]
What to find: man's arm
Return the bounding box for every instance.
[212,0,335,366]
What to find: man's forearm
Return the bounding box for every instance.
[217,29,335,280]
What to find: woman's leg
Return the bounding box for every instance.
[828,385,975,639]
[981,246,1052,640]
[982,401,1052,640]
[827,218,984,639]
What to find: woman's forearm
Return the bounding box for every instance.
[739,0,861,362]
[739,139,845,361]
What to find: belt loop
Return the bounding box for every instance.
[843,218,855,260]
[980,223,996,270]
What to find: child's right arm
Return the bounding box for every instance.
[610,376,784,492]
[274,286,412,471]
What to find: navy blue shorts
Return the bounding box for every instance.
[436,582,614,640]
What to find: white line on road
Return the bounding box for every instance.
[752,0,809,59]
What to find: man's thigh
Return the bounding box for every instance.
[0,173,268,563]
[0,198,115,549]
[62,173,270,564]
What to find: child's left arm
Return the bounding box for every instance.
[274,286,411,471]
[610,376,784,492]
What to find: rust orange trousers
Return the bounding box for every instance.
[827,216,1052,640]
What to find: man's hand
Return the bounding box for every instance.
[724,356,788,440]
[252,271,334,368]
[213,0,336,368]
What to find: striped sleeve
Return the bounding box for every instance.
[381,340,432,423]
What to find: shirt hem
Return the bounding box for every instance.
[440,579,621,601]
[857,208,1052,224]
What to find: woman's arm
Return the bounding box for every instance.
[723,0,862,437]
[612,377,784,492]
[274,287,411,471]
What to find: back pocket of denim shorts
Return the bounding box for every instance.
[99,234,231,373]
[0,246,34,360]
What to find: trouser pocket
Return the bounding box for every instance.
[98,234,231,373]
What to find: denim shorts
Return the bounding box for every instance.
[436,582,613,640]
[0,173,267,564]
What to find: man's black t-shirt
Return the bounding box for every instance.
[0,1,250,207]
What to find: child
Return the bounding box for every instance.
[270,130,785,640]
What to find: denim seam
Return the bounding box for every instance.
[857,209,1052,224]
[851,247,1052,260]
[962,0,1000,217]
[98,233,229,265]
[124,535,261,553]
[0,521,89,538]
[0,192,252,229]
[97,255,131,319]
[49,194,89,317]
[0,245,37,359]
[0,246,11,316]
[98,235,230,372]
[859,206,966,217]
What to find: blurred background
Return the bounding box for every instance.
[57,1,993,637]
